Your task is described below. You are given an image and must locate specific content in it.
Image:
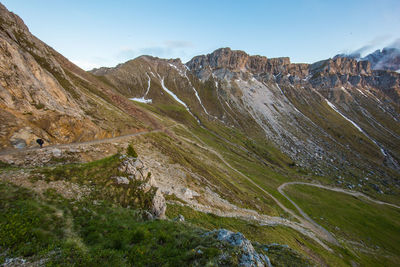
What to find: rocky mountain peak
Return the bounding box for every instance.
[364,47,400,71]
[0,3,29,32]
[310,57,371,76]
[334,46,400,72]
[187,47,292,75]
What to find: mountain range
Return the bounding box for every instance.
[335,46,400,72]
[0,2,400,266]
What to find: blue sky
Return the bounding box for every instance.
[3,0,400,70]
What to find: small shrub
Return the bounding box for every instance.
[34,102,45,109]
[126,145,138,158]
[130,229,146,244]
[0,161,12,169]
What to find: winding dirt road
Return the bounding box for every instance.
[0,125,176,157]
[178,126,340,248]
[278,182,400,210]
[3,123,397,252]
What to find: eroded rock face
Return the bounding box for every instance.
[151,189,166,219]
[0,3,158,150]
[187,47,307,81]
[113,155,166,218]
[187,47,399,103]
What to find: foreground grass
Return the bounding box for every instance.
[0,182,243,266]
[0,153,311,266]
[167,204,371,266]
[285,184,400,266]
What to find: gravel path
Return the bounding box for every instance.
[279,182,400,210]
[0,125,176,156]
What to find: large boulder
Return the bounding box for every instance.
[112,155,166,219]
[205,229,272,267]
[151,189,166,219]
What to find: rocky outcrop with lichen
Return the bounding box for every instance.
[112,155,166,218]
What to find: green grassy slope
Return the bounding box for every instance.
[285,184,400,266]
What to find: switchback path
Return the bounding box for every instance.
[1,123,345,250]
[278,182,400,210]
[176,125,339,248]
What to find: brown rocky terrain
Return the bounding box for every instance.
[0,3,159,150]
[1,3,400,266]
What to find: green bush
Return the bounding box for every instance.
[126,144,138,158]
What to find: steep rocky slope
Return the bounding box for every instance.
[92,47,400,196]
[1,3,400,266]
[0,3,159,150]
[187,48,400,191]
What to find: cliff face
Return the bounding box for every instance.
[187,48,307,79]
[0,3,157,149]
[3,0,396,190]
[361,47,400,71]
[187,47,400,103]
[183,47,400,180]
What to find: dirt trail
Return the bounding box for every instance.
[177,125,339,247]
[0,125,176,156]
[279,182,400,210]
[0,122,340,250]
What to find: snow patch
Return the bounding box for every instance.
[144,73,151,97]
[325,100,363,132]
[191,85,210,115]
[168,63,186,77]
[340,86,351,96]
[325,99,386,156]
[357,89,367,97]
[160,77,188,108]
[184,72,213,116]
[159,76,200,124]
[130,98,152,104]
[130,73,152,104]
[302,74,312,81]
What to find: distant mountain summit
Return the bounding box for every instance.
[363,47,400,72]
[0,0,399,192]
[335,46,400,72]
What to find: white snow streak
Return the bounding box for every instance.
[159,76,200,124]
[130,73,152,104]
[357,89,367,97]
[325,99,386,156]
[340,86,351,96]
[144,73,151,97]
[183,72,211,116]
[160,77,188,108]
[325,100,364,132]
[192,86,210,115]
[130,98,152,103]
[168,63,186,77]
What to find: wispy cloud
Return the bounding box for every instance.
[337,35,397,58]
[116,40,194,62]
[388,38,400,49]
[350,35,392,56]
[164,40,193,48]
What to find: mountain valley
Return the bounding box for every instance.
[0,3,399,266]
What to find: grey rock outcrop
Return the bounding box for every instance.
[113,155,166,218]
[173,214,185,222]
[205,229,272,267]
[113,176,130,185]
